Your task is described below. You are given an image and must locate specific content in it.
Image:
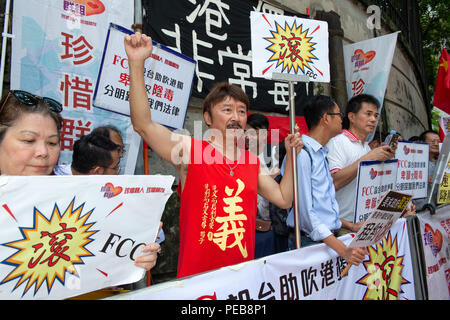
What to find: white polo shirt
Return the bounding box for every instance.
[326,130,371,222]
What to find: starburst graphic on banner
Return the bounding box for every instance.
[1,198,97,296]
[264,21,318,74]
[357,232,410,300]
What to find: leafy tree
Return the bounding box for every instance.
[418,0,450,98]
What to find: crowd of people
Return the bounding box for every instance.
[0,32,441,291]
[0,89,160,274]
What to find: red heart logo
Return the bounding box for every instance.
[104,182,122,198]
[74,0,105,16]
[354,49,376,65]
[370,168,377,179]
[424,224,443,255]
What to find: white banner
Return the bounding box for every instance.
[395,141,429,199]
[93,23,196,130]
[354,160,398,223]
[0,175,174,300]
[343,32,398,111]
[11,0,140,174]
[250,12,330,82]
[417,206,450,300]
[108,219,415,300]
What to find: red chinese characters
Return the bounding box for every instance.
[60,74,94,111]
[351,78,365,96]
[60,32,94,65]
[28,223,77,268]
[60,118,92,151]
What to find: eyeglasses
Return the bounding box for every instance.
[103,165,122,174]
[327,112,345,119]
[116,145,125,157]
[0,90,63,114]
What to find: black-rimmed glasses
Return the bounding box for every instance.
[327,112,345,119]
[0,90,63,114]
[103,164,122,174]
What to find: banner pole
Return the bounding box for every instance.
[132,0,152,286]
[288,81,301,249]
[0,0,12,95]
[272,73,309,250]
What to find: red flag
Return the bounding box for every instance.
[265,115,308,145]
[248,113,309,145]
[433,48,450,114]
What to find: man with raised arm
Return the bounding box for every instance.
[124,32,303,278]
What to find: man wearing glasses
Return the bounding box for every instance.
[54,130,122,175]
[281,95,367,267]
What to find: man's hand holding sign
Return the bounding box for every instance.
[340,190,413,277]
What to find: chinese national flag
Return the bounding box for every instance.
[433,48,450,114]
[265,115,308,145]
[247,113,309,145]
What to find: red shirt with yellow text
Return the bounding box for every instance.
[176,137,259,278]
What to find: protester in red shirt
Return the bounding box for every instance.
[125,32,303,278]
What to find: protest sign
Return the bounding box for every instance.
[429,134,450,205]
[10,0,140,173]
[417,206,450,299]
[0,174,174,299]
[437,168,450,205]
[395,141,429,199]
[108,219,415,300]
[439,116,450,137]
[343,32,398,109]
[348,190,412,248]
[93,23,196,130]
[250,12,330,82]
[144,0,312,115]
[437,141,450,205]
[354,160,398,223]
[343,32,398,141]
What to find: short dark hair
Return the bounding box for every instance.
[303,95,337,130]
[419,130,439,142]
[247,113,269,130]
[202,82,249,118]
[71,132,119,173]
[343,94,380,129]
[91,125,122,139]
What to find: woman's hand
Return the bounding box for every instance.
[134,242,160,271]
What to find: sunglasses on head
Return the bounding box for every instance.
[0,90,63,114]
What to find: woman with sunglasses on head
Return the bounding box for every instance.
[0,90,160,274]
[0,90,63,176]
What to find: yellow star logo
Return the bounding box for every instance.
[440,56,448,73]
[1,199,97,297]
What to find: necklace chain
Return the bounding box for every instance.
[207,140,240,176]
[225,160,239,176]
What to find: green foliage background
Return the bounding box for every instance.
[419,0,450,102]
